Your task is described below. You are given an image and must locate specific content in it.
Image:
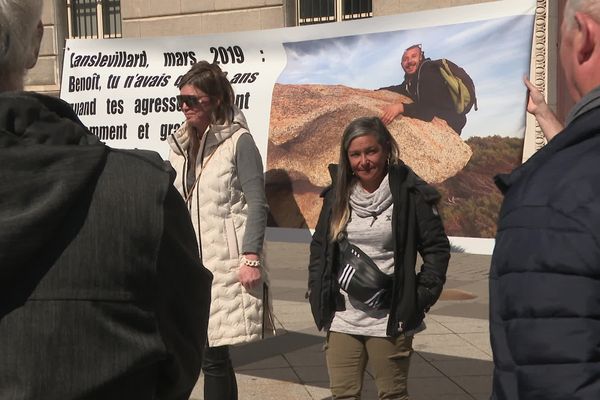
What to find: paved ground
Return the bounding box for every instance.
[190,240,493,400]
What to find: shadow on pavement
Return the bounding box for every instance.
[231,330,324,368]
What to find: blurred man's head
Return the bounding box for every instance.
[0,0,43,91]
[560,0,600,102]
[401,44,424,76]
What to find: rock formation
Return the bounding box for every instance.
[266,83,473,228]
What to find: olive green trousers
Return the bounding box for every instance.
[325,331,413,400]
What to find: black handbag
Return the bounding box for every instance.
[337,237,392,309]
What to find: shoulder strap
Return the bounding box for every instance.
[183,141,222,205]
[337,234,349,253]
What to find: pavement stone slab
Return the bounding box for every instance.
[458,332,493,356]
[429,315,490,333]
[284,343,326,367]
[235,355,290,371]
[293,365,330,384]
[453,375,493,398]
[431,359,494,377]
[408,360,445,378]
[408,376,469,395]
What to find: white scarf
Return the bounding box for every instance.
[349,174,393,225]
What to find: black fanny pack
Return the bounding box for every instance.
[337,237,392,309]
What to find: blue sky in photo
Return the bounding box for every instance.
[277,15,534,139]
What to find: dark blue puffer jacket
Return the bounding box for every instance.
[490,104,600,400]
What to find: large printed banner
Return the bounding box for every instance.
[61,0,536,254]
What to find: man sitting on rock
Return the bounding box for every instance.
[380,44,467,135]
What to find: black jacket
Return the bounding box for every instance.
[381,58,467,134]
[0,92,212,400]
[308,163,450,337]
[490,103,600,399]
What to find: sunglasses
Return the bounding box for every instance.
[176,95,209,108]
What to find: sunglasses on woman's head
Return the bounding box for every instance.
[176,95,207,108]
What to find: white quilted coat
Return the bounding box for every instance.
[167,107,270,347]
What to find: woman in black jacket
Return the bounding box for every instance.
[308,116,450,399]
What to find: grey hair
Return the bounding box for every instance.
[0,0,43,89]
[329,116,400,241]
[564,0,600,29]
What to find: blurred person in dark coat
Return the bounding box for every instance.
[0,1,212,399]
[490,1,600,398]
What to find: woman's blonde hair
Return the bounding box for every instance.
[329,116,400,241]
[178,61,235,125]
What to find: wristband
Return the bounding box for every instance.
[240,255,261,268]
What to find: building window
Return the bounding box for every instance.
[298,0,372,25]
[67,0,122,39]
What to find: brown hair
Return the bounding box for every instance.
[329,117,400,241]
[178,61,234,124]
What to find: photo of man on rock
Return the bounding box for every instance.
[266,11,533,238]
[379,44,474,135]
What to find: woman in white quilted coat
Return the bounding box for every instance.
[167,61,270,400]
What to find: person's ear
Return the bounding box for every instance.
[25,20,43,69]
[573,12,597,65]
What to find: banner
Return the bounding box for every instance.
[60,0,536,254]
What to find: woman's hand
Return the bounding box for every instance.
[238,253,262,290]
[380,102,404,125]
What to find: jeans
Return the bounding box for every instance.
[202,345,238,400]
